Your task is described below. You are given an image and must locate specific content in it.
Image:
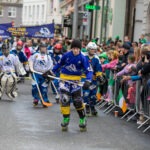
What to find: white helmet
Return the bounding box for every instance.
[86,42,97,50]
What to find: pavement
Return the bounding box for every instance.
[0,80,149,150]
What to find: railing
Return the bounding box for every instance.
[97,70,150,133]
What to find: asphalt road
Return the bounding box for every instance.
[0,80,149,150]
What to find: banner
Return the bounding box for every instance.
[0,23,12,39]
[8,23,55,38]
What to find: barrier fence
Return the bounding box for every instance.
[96,70,150,133]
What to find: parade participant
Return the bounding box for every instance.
[0,43,25,100]
[26,40,35,56]
[83,42,103,116]
[52,39,93,131]
[11,41,29,72]
[49,43,63,103]
[29,43,53,107]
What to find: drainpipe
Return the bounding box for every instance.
[100,0,104,43]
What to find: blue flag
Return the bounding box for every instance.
[0,23,12,39]
[8,23,55,38]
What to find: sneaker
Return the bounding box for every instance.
[137,120,144,125]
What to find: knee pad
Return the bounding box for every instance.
[73,97,84,110]
[60,93,70,106]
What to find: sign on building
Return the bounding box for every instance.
[63,16,72,27]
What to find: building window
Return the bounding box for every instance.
[29,6,31,17]
[8,7,16,17]
[33,5,35,20]
[37,5,39,19]
[24,6,27,20]
[0,6,3,16]
[42,5,45,21]
[51,0,54,13]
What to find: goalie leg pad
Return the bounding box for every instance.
[6,75,17,99]
[0,74,8,98]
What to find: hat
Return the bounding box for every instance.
[115,35,120,40]
[71,39,81,49]
[99,52,108,59]
[122,43,130,50]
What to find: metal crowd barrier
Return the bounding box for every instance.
[96,71,150,133]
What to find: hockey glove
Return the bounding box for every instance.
[42,70,55,81]
[97,75,106,85]
[83,81,91,90]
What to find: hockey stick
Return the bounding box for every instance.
[32,72,53,107]
[32,70,84,87]
[16,76,32,80]
[51,81,59,95]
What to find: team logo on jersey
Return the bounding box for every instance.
[4,60,12,66]
[37,60,46,66]
[78,61,81,64]
[88,65,93,72]
[66,64,77,72]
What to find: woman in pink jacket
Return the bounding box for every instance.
[102,50,119,102]
[102,50,119,71]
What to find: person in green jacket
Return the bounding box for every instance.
[99,52,109,79]
[139,34,147,44]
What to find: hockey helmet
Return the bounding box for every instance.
[86,42,97,51]
[2,43,9,55]
[17,41,23,47]
[54,43,62,50]
[2,43,9,51]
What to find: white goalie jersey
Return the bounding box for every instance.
[0,54,26,75]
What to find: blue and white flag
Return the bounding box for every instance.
[8,23,55,38]
[0,23,12,39]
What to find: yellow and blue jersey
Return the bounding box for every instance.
[52,51,93,81]
[85,55,102,80]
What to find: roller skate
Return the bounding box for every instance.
[33,99,38,106]
[91,106,98,116]
[79,117,87,132]
[61,117,70,131]
[85,104,91,117]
